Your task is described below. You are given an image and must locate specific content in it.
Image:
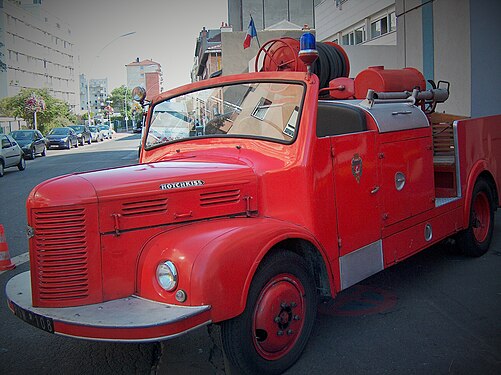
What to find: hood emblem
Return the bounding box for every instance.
[160,180,205,190]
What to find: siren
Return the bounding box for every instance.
[298,26,318,74]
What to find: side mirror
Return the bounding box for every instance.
[132,86,146,104]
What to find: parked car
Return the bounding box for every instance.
[68,125,92,146]
[89,125,104,142]
[10,129,47,159]
[46,127,79,149]
[0,134,26,177]
[97,124,113,139]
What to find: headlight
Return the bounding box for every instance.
[62,137,68,142]
[156,261,178,291]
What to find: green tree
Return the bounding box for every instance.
[0,88,75,134]
[108,85,133,119]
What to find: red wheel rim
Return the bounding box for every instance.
[252,274,306,360]
[472,191,490,243]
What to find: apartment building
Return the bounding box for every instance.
[0,0,77,110]
[125,58,162,101]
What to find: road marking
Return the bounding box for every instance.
[0,251,29,275]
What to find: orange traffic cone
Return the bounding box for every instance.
[0,224,15,271]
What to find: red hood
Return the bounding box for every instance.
[28,159,259,233]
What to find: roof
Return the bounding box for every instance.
[126,59,161,67]
[265,20,304,30]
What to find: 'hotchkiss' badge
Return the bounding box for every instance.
[351,154,363,183]
[160,180,205,190]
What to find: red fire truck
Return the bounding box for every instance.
[6,35,501,374]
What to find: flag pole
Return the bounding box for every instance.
[250,14,261,48]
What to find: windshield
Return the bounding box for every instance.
[89,126,98,132]
[70,125,84,132]
[98,125,109,130]
[146,81,304,149]
[49,128,70,135]
[11,131,34,141]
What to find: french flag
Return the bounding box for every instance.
[243,17,257,49]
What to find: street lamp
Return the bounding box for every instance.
[86,31,136,128]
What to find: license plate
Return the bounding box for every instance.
[11,302,54,334]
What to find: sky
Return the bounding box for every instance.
[43,0,228,91]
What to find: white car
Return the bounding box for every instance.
[97,125,113,140]
[89,125,103,142]
[0,134,26,177]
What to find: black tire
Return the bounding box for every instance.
[75,141,78,148]
[41,146,46,156]
[457,178,495,257]
[221,251,317,375]
[87,137,91,145]
[29,148,36,160]
[0,161,4,177]
[66,140,71,149]
[17,156,26,171]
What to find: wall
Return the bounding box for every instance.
[470,0,501,117]
[342,45,401,77]
[316,0,395,41]
[396,0,471,116]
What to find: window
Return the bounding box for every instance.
[252,98,272,120]
[371,12,396,39]
[342,26,365,45]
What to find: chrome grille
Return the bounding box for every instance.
[200,189,241,207]
[33,208,89,301]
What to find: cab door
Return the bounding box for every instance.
[331,131,381,257]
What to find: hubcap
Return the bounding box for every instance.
[252,274,306,360]
[472,191,490,243]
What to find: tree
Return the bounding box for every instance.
[0,88,75,134]
[108,85,133,120]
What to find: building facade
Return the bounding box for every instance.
[316,0,396,45]
[228,0,322,32]
[125,58,162,100]
[313,0,501,117]
[191,27,223,82]
[0,0,77,110]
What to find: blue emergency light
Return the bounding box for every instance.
[298,31,318,68]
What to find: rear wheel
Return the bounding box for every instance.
[0,161,4,177]
[221,251,317,375]
[457,178,495,257]
[17,157,26,171]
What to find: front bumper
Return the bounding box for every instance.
[48,140,67,147]
[6,272,211,342]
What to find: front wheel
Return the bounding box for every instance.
[221,251,317,375]
[29,148,36,160]
[457,178,495,257]
[17,157,26,171]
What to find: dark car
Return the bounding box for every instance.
[10,129,47,159]
[46,127,79,149]
[0,134,26,177]
[68,124,92,146]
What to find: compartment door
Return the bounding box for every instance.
[331,131,381,257]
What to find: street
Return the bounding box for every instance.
[1,134,500,374]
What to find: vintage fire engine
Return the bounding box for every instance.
[6,33,501,374]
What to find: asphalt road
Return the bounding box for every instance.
[1,134,500,374]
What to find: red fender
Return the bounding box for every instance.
[463,159,491,228]
[136,217,333,322]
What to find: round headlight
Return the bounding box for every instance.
[156,261,178,291]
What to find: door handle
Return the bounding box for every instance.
[370,186,380,194]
